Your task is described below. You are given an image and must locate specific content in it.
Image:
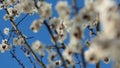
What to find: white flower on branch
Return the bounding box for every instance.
[31,40,45,54]
[37,1,52,19]
[55,60,62,66]
[3,27,9,35]
[2,1,9,8]
[7,7,19,18]
[57,30,67,43]
[56,1,71,20]
[14,3,23,15]
[62,20,73,32]
[30,19,43,33]
[4,14,10,20]
[0,43,11,53]
[50,17,60,29]
[56,23,67,43]
[7,0,19,5]
[85,0,95,10]
[0,4,3,10]
[70,24,82,40]
[78,8,96,24]
[63,47,75,66]
[13,37,19,46]
[0,39,11,53]
[20,0,35,14]
[13,37,25,46]
[85,48,100,64]
[48,50,57,62]
[102,56,110,64]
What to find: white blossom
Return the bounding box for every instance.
[85,48,100,64]
[3,27,9,35]
[13,37,19,46]
[63,47,75,66]
[20,0,35,14]
[13,37,25,46]
[31,40,45,54]
[4,14,10,20]
[30,19,43,33]
[17,37,25,45]
[55,60,62,66]
[0,39,11,53]
[37,1,52,19]
[103,56,110,64]
[56,1,71,19]
[85,0,95,10]
[49,17,60,29]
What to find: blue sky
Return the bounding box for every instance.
[0,0,115,68]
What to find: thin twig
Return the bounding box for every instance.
[16,14,28,26]
[72,0,78,15]
[81,48,86,68]
[10,51,26,68]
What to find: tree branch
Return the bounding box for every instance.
[96,62,100,68]
[4,9,46,68]
[44,21,67,68]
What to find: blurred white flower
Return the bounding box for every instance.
[50,17,60,29]
[31,40,45,54]
[8,0,17,4]
[63,47,75,66]
[56,24,67,43]
[56,1,71,19]
[30,19,43,33]
[63,20,73,32]
[103,56,110,64]
[0,4,3,10]
[37,1,52,19]
[48,51,56,62]
[20,0,35,14]
[85,0,95,10]
[4,27,9,35]
[84,48,100,64]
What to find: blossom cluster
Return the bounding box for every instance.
[0,0,120,68]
